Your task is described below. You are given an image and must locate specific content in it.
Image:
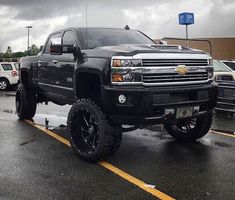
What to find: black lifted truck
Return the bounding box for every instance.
[16,27,217,161]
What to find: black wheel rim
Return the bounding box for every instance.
[172,118,197,134]
[72,109,99,154]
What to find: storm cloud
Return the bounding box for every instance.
[0,0,234,51]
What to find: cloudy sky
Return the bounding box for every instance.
[0,0,234,52]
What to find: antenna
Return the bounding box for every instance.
[85,0,88,49]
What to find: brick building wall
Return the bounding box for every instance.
[154,38,235,60]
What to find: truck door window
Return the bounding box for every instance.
[44,33,62,54]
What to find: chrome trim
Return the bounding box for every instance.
[142,59,208,67]
[142,79,212,86]
[111,79,213,86]
[111,54,212,86]
[215,108,235,113]
[144,74,208,78]
[38,82,73,91]
[133,53,211,60]
[111,82,142,86]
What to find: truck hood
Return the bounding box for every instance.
[98,44,208,55]
[85,44,210,59]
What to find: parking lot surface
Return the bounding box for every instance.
[0,91,234,200]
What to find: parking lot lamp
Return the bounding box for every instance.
[26,26,32,55]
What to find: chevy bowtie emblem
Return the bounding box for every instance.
[175,65,188,75]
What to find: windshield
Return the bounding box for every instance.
[222,61,235,70]
[213,60,231,72]
[79,28,155,49]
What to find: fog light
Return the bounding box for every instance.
[118,94,126,104]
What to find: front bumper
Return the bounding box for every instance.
[101,82,218,125]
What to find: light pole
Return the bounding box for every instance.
[26,26,32,55]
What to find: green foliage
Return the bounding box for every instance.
[29,44,40,56]
[0,44,41,59]
[3,46,12,58]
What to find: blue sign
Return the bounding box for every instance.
[179,12,194,25]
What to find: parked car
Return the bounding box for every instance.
[12,62,19,71]
[213,60,235,81]
[0,62,19,91]
[220,60,235,71]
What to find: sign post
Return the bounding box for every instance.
[178,12,194,47]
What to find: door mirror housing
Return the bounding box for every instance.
[50,38,63,55]
[159,40,168,45]
[50,38,81,56]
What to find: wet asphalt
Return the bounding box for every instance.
[0,91,234,200]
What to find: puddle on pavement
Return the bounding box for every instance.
[33,113,67,129]
[212,113,235,132]
[0,92,16,97]
[200,138,231,148]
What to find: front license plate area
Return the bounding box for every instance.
[176,107,193,119]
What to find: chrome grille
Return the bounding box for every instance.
[142,59,208,67]
[143,72,208,83]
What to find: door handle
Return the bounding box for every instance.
[52,60,58,64]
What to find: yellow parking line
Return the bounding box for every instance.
[99,161,174,200]
[25,120,71,147]
[210,130,235,138]
[25,120,175,200]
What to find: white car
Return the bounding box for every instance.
[0,62,19,91]
[213,60,235,81]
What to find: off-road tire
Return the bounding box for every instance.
[164,112,213,142]
[0,78,10,91]
[67,99,119,162]
[15,83,37,119]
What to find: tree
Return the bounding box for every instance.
[4,46,12,58]
[12,51,27,58]
[30,44,40,56]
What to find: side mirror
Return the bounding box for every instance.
[159,40,168,45]
[50,38,81,56]
[50,38,63,55]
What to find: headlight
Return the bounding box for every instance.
[112,59,142,68]
[111,58,142,84]
[208,59,213,66]
[208,71,214,79]
[207,67,214,79]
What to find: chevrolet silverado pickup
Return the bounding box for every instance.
[16,27,217,161]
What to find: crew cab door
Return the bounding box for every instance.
[38,31,77,102]
[38,32,62,94]
[52,30,77,100]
